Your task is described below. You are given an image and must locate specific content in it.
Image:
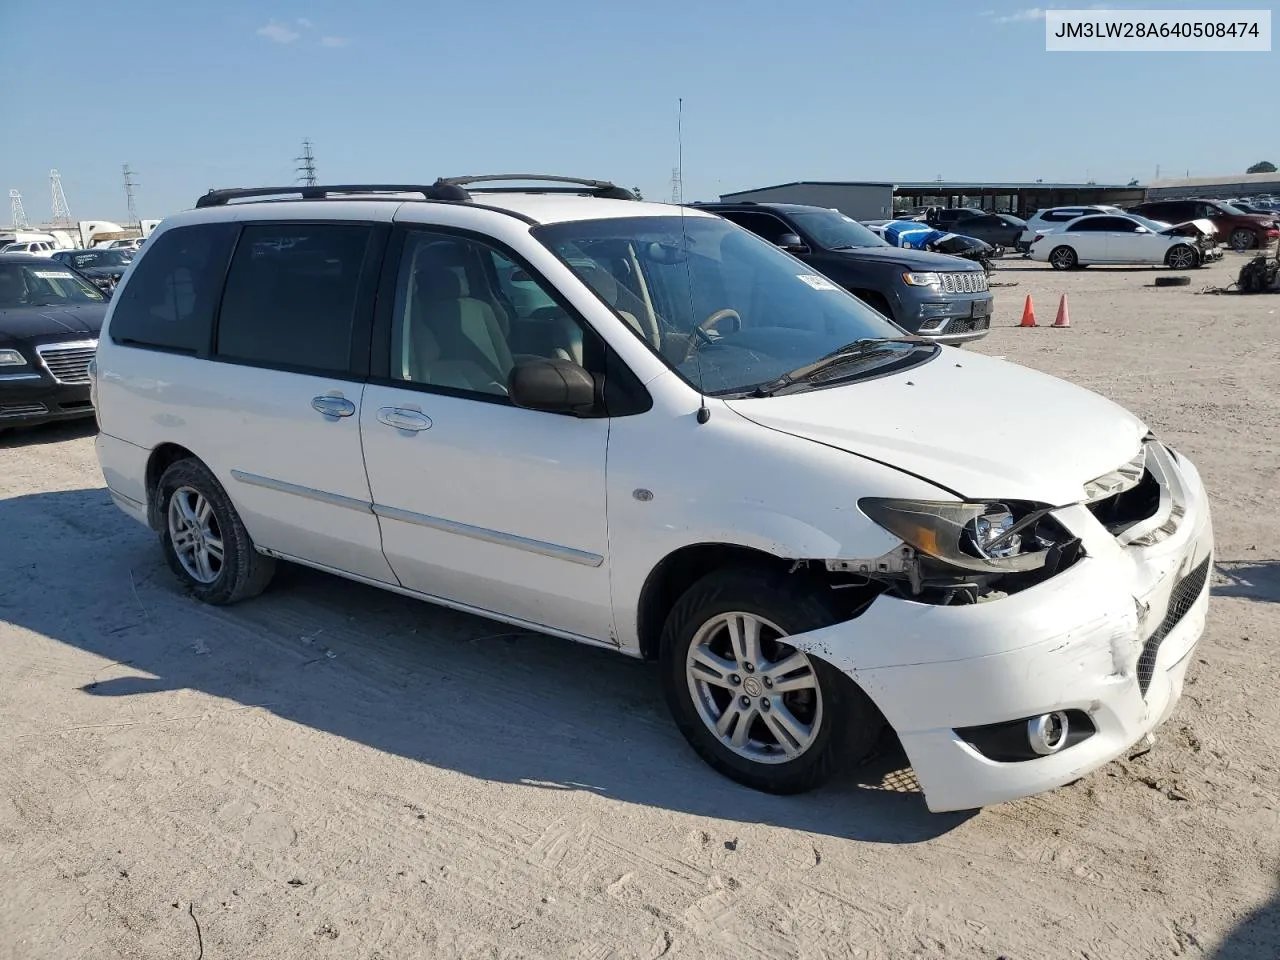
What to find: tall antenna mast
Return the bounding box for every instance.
[122,164,140,227]
[9,190,29,229]
[50,169,72,226]
[673,97,684,205]
[296,138,318,186]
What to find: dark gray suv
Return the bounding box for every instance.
[694,202,992,344]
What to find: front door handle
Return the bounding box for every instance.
[312,395,356,419]
[377,407,433,432]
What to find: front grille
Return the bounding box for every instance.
[35,340,97,385]
[939,271,989,294]
[1137,556,1211,695]
[944,316,991,335]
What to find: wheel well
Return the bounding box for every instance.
[145,442,197,529]
[636,544,789,661]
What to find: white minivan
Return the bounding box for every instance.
[91,177,1214,813]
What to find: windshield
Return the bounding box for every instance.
[1214,201,1246,215]
[1130,214,1172,231]
[531,215,911,397]
[787,210,888,249]
[999,214,1027,227]
[0,262,106,306]
[62,249,133,269]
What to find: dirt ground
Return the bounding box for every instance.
[1,252,1277,960]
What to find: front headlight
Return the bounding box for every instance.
[859,498,1059,573]
[0,348,27,367]
[902,271,942,287]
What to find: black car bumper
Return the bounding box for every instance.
[0,375,95,429]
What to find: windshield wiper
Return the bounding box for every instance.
[749,337,931,397]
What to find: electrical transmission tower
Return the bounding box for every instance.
[296,139,318,186]
[9,190,29,229]
[49,169,72,226]
[122,164,140,227]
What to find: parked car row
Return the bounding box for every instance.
[82,176,1213,814]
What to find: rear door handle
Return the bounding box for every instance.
[377,407,433,432]
[311,395,356,419]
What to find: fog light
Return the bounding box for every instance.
[918,318,945,332]
[1027,711,1070,755]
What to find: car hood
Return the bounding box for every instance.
[723,349,1148,504]
[75,265,126,277]
[828,245,983,272]
[0,304,107,341]
[1162,218,1217,239]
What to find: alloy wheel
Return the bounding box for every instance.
[685,612,824,764]
[167,485,225,584]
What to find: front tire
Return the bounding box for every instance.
[1048,245,1077,270]
[659,567,884,794]
[1165,244,1199,270]
[157,458,276,605]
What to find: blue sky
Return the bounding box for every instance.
[3,0,1276,224]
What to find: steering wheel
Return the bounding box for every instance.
[697,308,742,339]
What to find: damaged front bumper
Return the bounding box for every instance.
[788,444,1214,812]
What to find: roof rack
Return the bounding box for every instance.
[194,175,637,210]
[433,174,637,200]
[194,183,471,208]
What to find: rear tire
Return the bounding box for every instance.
[1229,228,1255,252]
[1048,245,1077,270]
[659,567,884,795]
[156,458,276,605]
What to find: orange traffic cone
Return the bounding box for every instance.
[1052,294,1070,328]
[1019,294,1037,327]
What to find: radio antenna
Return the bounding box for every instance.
[674,97,710,424]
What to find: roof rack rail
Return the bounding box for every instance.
[433,174,637,201]
[194,183,472,209]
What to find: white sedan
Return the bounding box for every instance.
[1029,213,1207,270]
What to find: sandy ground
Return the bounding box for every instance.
[1,252,1278,960]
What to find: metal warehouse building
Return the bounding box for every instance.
[717,180,1145,220]
[1144,172,1280,200]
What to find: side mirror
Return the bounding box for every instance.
[776,233,810,253]
[1134,226,1149,233]
[508,357,598,416]
[509,268,532,283]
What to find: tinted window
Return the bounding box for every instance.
[717,211,795,246]
[215,223,373,374]
[108,222,237,352]
[1068,217,1116,232]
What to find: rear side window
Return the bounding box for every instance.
[214,223,374,375]
[108,222,237,352]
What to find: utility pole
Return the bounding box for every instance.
[50,169,72,226]
[296,138,318,186]
[122,164,140,228]
[8,190,29,229]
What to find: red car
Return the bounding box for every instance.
[1128,198,1279,251]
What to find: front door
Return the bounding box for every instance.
[359,226,614,642]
